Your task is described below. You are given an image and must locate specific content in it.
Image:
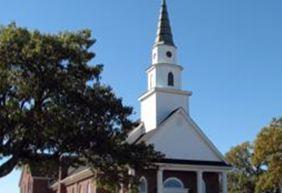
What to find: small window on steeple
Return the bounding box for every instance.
[168,72,174,86]
[166,51,172,58]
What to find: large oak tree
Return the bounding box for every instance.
[0,24,161,189]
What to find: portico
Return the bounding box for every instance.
[156,163,228,193]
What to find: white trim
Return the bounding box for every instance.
[139,88,192,102]
[197,171,203,193]
[146,63,183,74]
[180,109,225,161]
[185,114,228,162]
[156,163,231,172]
[148,107,228,163]
[157,169,163,193]
[50,168,93,189]
[202,179,206,193]
[222,172,228,193]
[128,123,144,138]
[127,123,145,144]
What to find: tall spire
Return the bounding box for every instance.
[155,0,175,47]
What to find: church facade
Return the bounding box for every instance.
[19,1,231,193]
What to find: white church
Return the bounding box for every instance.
[19,1,231,193]
[127,0,231,193]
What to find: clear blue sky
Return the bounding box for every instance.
[0,0,282,192]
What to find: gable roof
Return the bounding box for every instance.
[134,129,157,144]
[134,108,229,165]
[131,108,180,144]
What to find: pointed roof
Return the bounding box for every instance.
[130,108,230,165]
[155,0,175,47]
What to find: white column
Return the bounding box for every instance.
[128,168,135,176]
[119,183,124,193]
[197,171,203,193]
[222,172,228,193]
[127,168,135,193]
[157,168,163,193]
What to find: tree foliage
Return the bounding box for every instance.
[253,118,282,193]
[226,119,282,193]
[0,23,162,189]
[225,142,262,193]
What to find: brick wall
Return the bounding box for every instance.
[65,178,96,193]
[20,167,220,193]
[203,172,220,193]
[33,179,53,193]
[19,166,52,193]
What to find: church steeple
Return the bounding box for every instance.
[151,0,179,69]
[139,0,191,132]
[155,0,175,47]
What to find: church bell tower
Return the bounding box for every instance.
[139,0,192,132]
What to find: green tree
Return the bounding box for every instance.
[225,142,263,193]
[226,119,282,193]
[0,23,161,190]
[253,118,282,193]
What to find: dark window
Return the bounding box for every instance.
[139,177,147,193]
[166,51,172,58]
[164,178,183,188]
[168,72,174,86]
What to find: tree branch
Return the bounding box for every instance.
[0,155,18,178]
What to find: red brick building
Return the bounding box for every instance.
[19,1,231,193]
[19,165,53,193]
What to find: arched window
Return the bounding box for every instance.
[139,177,148,193]
[168,72,174,86]
[163,178,188,193]
[164,178,184,189]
